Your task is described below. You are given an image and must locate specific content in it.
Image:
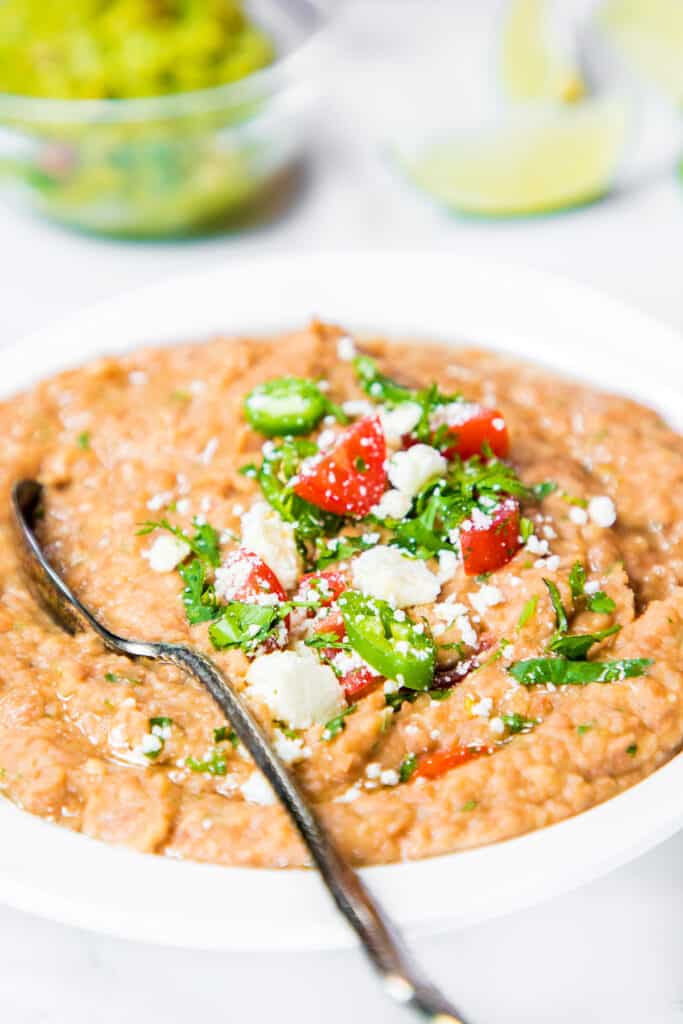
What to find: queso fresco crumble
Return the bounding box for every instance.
[0,320,682,867]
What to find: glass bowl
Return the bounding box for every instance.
[0,0,327,238]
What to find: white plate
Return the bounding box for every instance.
[2,252,682,952]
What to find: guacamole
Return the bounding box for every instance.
[0,0,274,100]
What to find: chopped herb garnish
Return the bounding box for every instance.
[314,532,379,570]
[186,749,228,776]
[209,602,282,653]
[76,431,91,450]
[586,592,616,614]
[213,726,238,746]
[179,559,220,624]
[543,578,568,634]
[354,456,368,472]
[399,753,418,783]
[569,561,586,601]
[137,517,220,567]
[519,516,534,542]
[561,492,588,508]
[532,481,557,501]
[104,671,142,685]
[322,704,357,740]
[461,799,478,812]
[516,595,538,631]
[547,624,621,660]
[501,712,537,734]
[576,724,593,735]
[304,633,352,652]
[626,743,638,757]
[150,717,173,731]
[509,657,653,686]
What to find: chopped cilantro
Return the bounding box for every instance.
[314,532,378,570]
[322,704,357,740]
[213,726,238,746]
[519,516,534,542]
[209,602,282,653]
[137,517,220,567]
[461,799,478,812]
[179,559,220,624]
[501,712,537,734]
[354,456,368,472]
[561,492,588,508]
[586,592,616,614]
[569,561,586,601]
[509,657,653,686]
[516,595,538,631]
[399,753,418,783]
[576,724,593,735]
[76,431,91,450]
[532,481,557,501]
[186,749,228,776]
[544,578,568,634]
[547,624,621,660]
[304,633,352,652]
[626,743,638,757]
[104,671,142,685]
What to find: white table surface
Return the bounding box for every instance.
[1,2,683,1021]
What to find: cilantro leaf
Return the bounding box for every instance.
[548,624,621,660]
[322,704,357,740]
[587,591,616,614]
[509,657,653,686]
[208,602,281,653]
[178,559,220,624]
[543,578,568,634]
[501,712,538,734]
[137,517,220,567]
[399,753,418,782]
[569,561,586,601]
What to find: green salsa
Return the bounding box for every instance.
[0,0,274,100]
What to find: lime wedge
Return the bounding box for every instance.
[501,0,585,102]
[597,0,683,106]
[398,98,628,218]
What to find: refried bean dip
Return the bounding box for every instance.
[0,320,681,868]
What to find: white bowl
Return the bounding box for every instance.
[2,251,682,951]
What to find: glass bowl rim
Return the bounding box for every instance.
[0,4,329,125]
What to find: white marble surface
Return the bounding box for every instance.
[1,2,683,1021]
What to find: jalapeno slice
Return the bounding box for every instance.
[339,589,436,690]
[244,377,327,437]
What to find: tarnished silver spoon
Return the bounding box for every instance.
[12,479,467,1024]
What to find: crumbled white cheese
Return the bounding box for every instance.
[437,549,458,583]
[317,429,337,450]
[525,534,549,556]
[584,580,600,595]
[387,444,447,497]
[274,730,310,765]
[240,771,277,806]
[240,502,301,590]
[335,785,361,804]
[588,495,617,528]
[542,524,557,540]
[544,555,561,572]
[175,497,190,516]
[141,732,163,756]
[342,399,375,418]
[469,584,504,616]
[429,401,481,430]
[380,402,423,446]
[146,490,173,511]
[380,769,400,787]
[352,545,440,607]
[489,716,505,736]
[199,437,218,465]
[470,697,493,719]
[383,679,400,694]
[337,335,356,361]
[246,651,344,730]
[372,488,413,521]
[365,762,381,779]
[569,505,588,525]
[143,533,190,573]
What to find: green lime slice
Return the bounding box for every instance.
[500,0,585,103]
[397,97,628,219]
[597,0,683,106]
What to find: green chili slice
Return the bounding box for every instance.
[244,377,328,437]
[339,589,436,690]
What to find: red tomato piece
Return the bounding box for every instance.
[441,406,509,461]
[312,612,347,660]
[341,666,381,702]
[460,497,520,576]
[293,416,386,518]
[415,744,494,781]
[294,569,348,607]
[217,549,287,604]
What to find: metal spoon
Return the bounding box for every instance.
[12,479,468,1024]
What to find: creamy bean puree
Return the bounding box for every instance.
[0,320,681,867]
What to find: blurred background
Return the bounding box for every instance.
[0,0,682,336]
[1,3,683,1023]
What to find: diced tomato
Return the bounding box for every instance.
[295,568,348,607]
[293,416,386,518]
[441,407,509,461]
[312,611,347,660]
[341,666,381,702]
[217,549,288,604]
[415,744,494,781]
[460,497,520,576]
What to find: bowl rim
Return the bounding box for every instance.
[0,0,329,125]
[0,251,683,951]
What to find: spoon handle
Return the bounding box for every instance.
[160,643,467,1024]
